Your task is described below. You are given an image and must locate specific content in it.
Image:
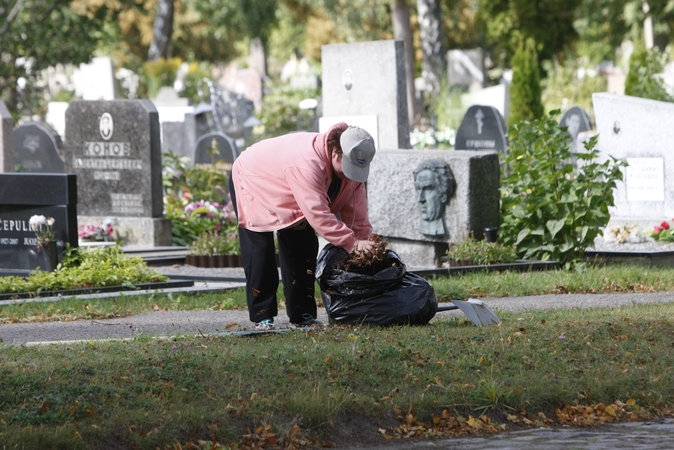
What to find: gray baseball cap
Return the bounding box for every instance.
[340,126,376,182]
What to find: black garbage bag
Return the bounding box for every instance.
[316,244,438,325]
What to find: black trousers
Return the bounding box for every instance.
[229,175,318,323]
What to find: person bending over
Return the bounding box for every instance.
[229,122,377,330]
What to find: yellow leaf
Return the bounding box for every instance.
[605,404,618,417]
[467,416,480,428]
[626,398,636,406]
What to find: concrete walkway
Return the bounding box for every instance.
[1,279,673,345]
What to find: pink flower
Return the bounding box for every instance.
[661,221,670,230]
[654,225,663,234]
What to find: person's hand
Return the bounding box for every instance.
[353,239,376,256]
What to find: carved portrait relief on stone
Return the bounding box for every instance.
[413,159,455,236]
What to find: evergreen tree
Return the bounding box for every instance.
[508,37,544,127]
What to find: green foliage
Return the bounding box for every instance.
[0,1,109,120]
[447,237,518,265]
[177,61,213,104]
[477,0,581,65]
[162,151,237,246]
[141,57,183,99]
[500,111,627,267]
[508,38,545,127]
[541,59,608,120]
[0,245,167,294]
[188,231,240,256]
[256,86,320,139]
[624,47,673,102]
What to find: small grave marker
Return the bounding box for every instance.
[454,105,507,151]
[13,122,65,173]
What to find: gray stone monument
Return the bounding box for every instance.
[321,40,410,149]
[13,122,65,173]
[368,149,500,268]
[63,100,171,246]
[593,93,674,230]
[0,101,13,173]
[455,105,507,152]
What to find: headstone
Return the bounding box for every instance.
[368,149,500,268]
[193,131,238,169]
[209,85,256,145]
[322,40,410,149]
[13,122,65,173]
[0,173,78,271]
[0,101,13,172]
[72,56,117,100]
[593,92,674,230]
[461,83,510,121]
[63,100,171,246]
[448,49,485,91]
[559,106,592,148]
[152,86,190,107]
[454,105,507,152]
[219,67,264,111]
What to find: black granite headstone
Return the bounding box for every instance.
[454,105,507,151]
[13,122,65,173]
[63,100,163,217]
[193,131,238,169]
[0,173,78,271]
[559,105,592,145]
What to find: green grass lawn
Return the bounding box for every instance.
[1,264,674,448]
[0,304,673,448]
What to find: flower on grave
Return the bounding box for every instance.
[29,215,55,248]
[653,225,663,234]
[661,221,670,230]
[78,219,115,242]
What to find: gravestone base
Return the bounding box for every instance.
[383,238,449,269]
[78,216,172,247]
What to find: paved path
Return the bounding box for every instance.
[1,283,674,345]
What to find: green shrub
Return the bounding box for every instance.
[256,86,320,139]
[0,245,168,294]
[188,230,240,256]
[624,47,673,102]
[541,59,607,121]
[142,57,182,98]
[447,237,518,265]
[500,111,627,267]
[508,37,544,127]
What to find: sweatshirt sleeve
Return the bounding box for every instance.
[283,166,359,251]
[338,182,372,240]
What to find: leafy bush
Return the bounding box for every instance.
[507,37,544,127]
[188,230,240,256]
[541,59,607,121]
[141,57,183,98]
[500,111,627,267]
[162,151,238,246]
[256,86,320,139]
[625,47,673,102]
[0,245,168,294]
[447,237,518,265]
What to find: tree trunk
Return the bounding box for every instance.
[249,37,268,79]
[392,0,418,127]
[416,0,446,94]
[148,0,174,61]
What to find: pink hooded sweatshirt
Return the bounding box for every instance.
[231,122,372,252]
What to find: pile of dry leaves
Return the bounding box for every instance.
[337,234,392,275]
